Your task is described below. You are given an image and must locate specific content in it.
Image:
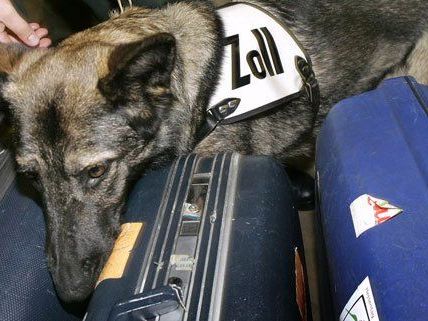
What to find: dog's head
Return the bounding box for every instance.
[0,33,178,302]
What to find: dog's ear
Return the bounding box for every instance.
[99,33,176,138]
[0,44,28,119]
[98,33,176,106]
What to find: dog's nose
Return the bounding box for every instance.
[48,254,103,302]
[55,276,94,302]
[82,258,97,277]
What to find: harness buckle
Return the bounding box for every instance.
[295,56,320,111]
[195,98,240,143]
[207,98,241,121]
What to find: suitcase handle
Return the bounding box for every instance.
[107,285,182,321]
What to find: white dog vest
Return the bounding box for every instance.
[206,2,318,127]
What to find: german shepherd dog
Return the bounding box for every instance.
[0,0,427,302]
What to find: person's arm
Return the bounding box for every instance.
[0,0,51,47]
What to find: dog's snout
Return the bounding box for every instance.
[55,276,94,302]
[48,248,108,302]
[82,258,91,271]
[43,204,120,302]
[81,257,99,277]
[51,256,101,302]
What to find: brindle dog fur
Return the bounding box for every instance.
[0,0,427,302]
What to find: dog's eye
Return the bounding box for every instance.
[87,163,108,179]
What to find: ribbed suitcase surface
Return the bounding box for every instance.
[85,153,309,321]
[316,77,428,321]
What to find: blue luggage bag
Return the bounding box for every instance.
[316,76,428,321]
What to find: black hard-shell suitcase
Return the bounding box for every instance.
[85,153,310,321]
[0,148,81,321]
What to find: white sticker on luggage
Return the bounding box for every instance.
[340,277,380,321]
[350,194,403,237]
[170,254,195,271]
[210,3,308,122]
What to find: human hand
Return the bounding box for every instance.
[0,0,51,47]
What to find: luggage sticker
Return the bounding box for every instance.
[295,248,307,321]
[350,194,402,237]
[170,255,195,271]
[340,277,380,321]
[96,222,144,286]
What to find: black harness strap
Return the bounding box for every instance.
[195,58,320,143]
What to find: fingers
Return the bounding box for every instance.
[0,2,39,46]
[0,1,51,48]
[39,37,51,48]
[35,27,48,39]
[29,22,40,30]
[1,22,51,48]
[0,22,11,43]
[30,23,51,47]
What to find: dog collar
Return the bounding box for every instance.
[197,2,319,142]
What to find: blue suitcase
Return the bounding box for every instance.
[84,153,310,321]
[316,77,428,321]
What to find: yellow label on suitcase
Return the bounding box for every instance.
[96,222,144,286]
